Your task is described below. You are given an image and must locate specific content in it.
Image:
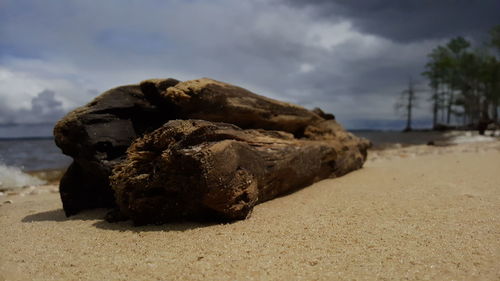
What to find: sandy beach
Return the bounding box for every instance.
[1,141,499,281]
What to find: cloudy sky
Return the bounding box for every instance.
[1,0,499,131]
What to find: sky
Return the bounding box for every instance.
[1,0,499,133]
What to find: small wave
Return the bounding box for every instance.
[0,164,46,190]
[450,135,497,144]
[446,131,499,144]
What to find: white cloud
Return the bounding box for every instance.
[299,63,315,73]
[1,67,71,110]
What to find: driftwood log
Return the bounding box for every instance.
[53,84,177,216]
[54,78,370,222]
[110,120,366,225]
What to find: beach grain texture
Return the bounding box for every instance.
[1,142,500,281]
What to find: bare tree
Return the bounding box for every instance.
[395,77,417,132]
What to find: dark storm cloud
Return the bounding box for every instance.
[283,0,500,42]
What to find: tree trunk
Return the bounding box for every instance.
[446,89,454,125]
[492,99,499,122]
[403,77,414,132]
[432,88,438,129]
[440,87,447,123]
[111,119,369,225]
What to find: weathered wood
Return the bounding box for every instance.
[110,119,368,225]
[54,77,370,219]
[53,84,173,216]
[149,78,324,137]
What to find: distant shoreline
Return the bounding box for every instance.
[0,136,54,141]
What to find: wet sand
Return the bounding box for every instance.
[1,141,500,280]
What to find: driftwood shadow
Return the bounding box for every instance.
[22,208,107,222]
[92,220,219,233]
[22,208,219,232]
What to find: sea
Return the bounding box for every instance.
[0,138,71,171]
[0,123,71,170]
[0,124,70,189]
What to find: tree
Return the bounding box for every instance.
[423,46,451,128]
[489,25,500,52]
[445,37,471,124]
[488,25,500,122]
[395,77,417,132]
[422,32,500,130]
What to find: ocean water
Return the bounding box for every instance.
[0,138,71,171]
[352,129,499,148]
[351,130,446,147]
[0,137,71,189]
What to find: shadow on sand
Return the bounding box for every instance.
[21,208,219,232]
[22,208,107,222]
[91,220,217,232]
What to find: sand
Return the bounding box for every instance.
[1,141,500,281]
